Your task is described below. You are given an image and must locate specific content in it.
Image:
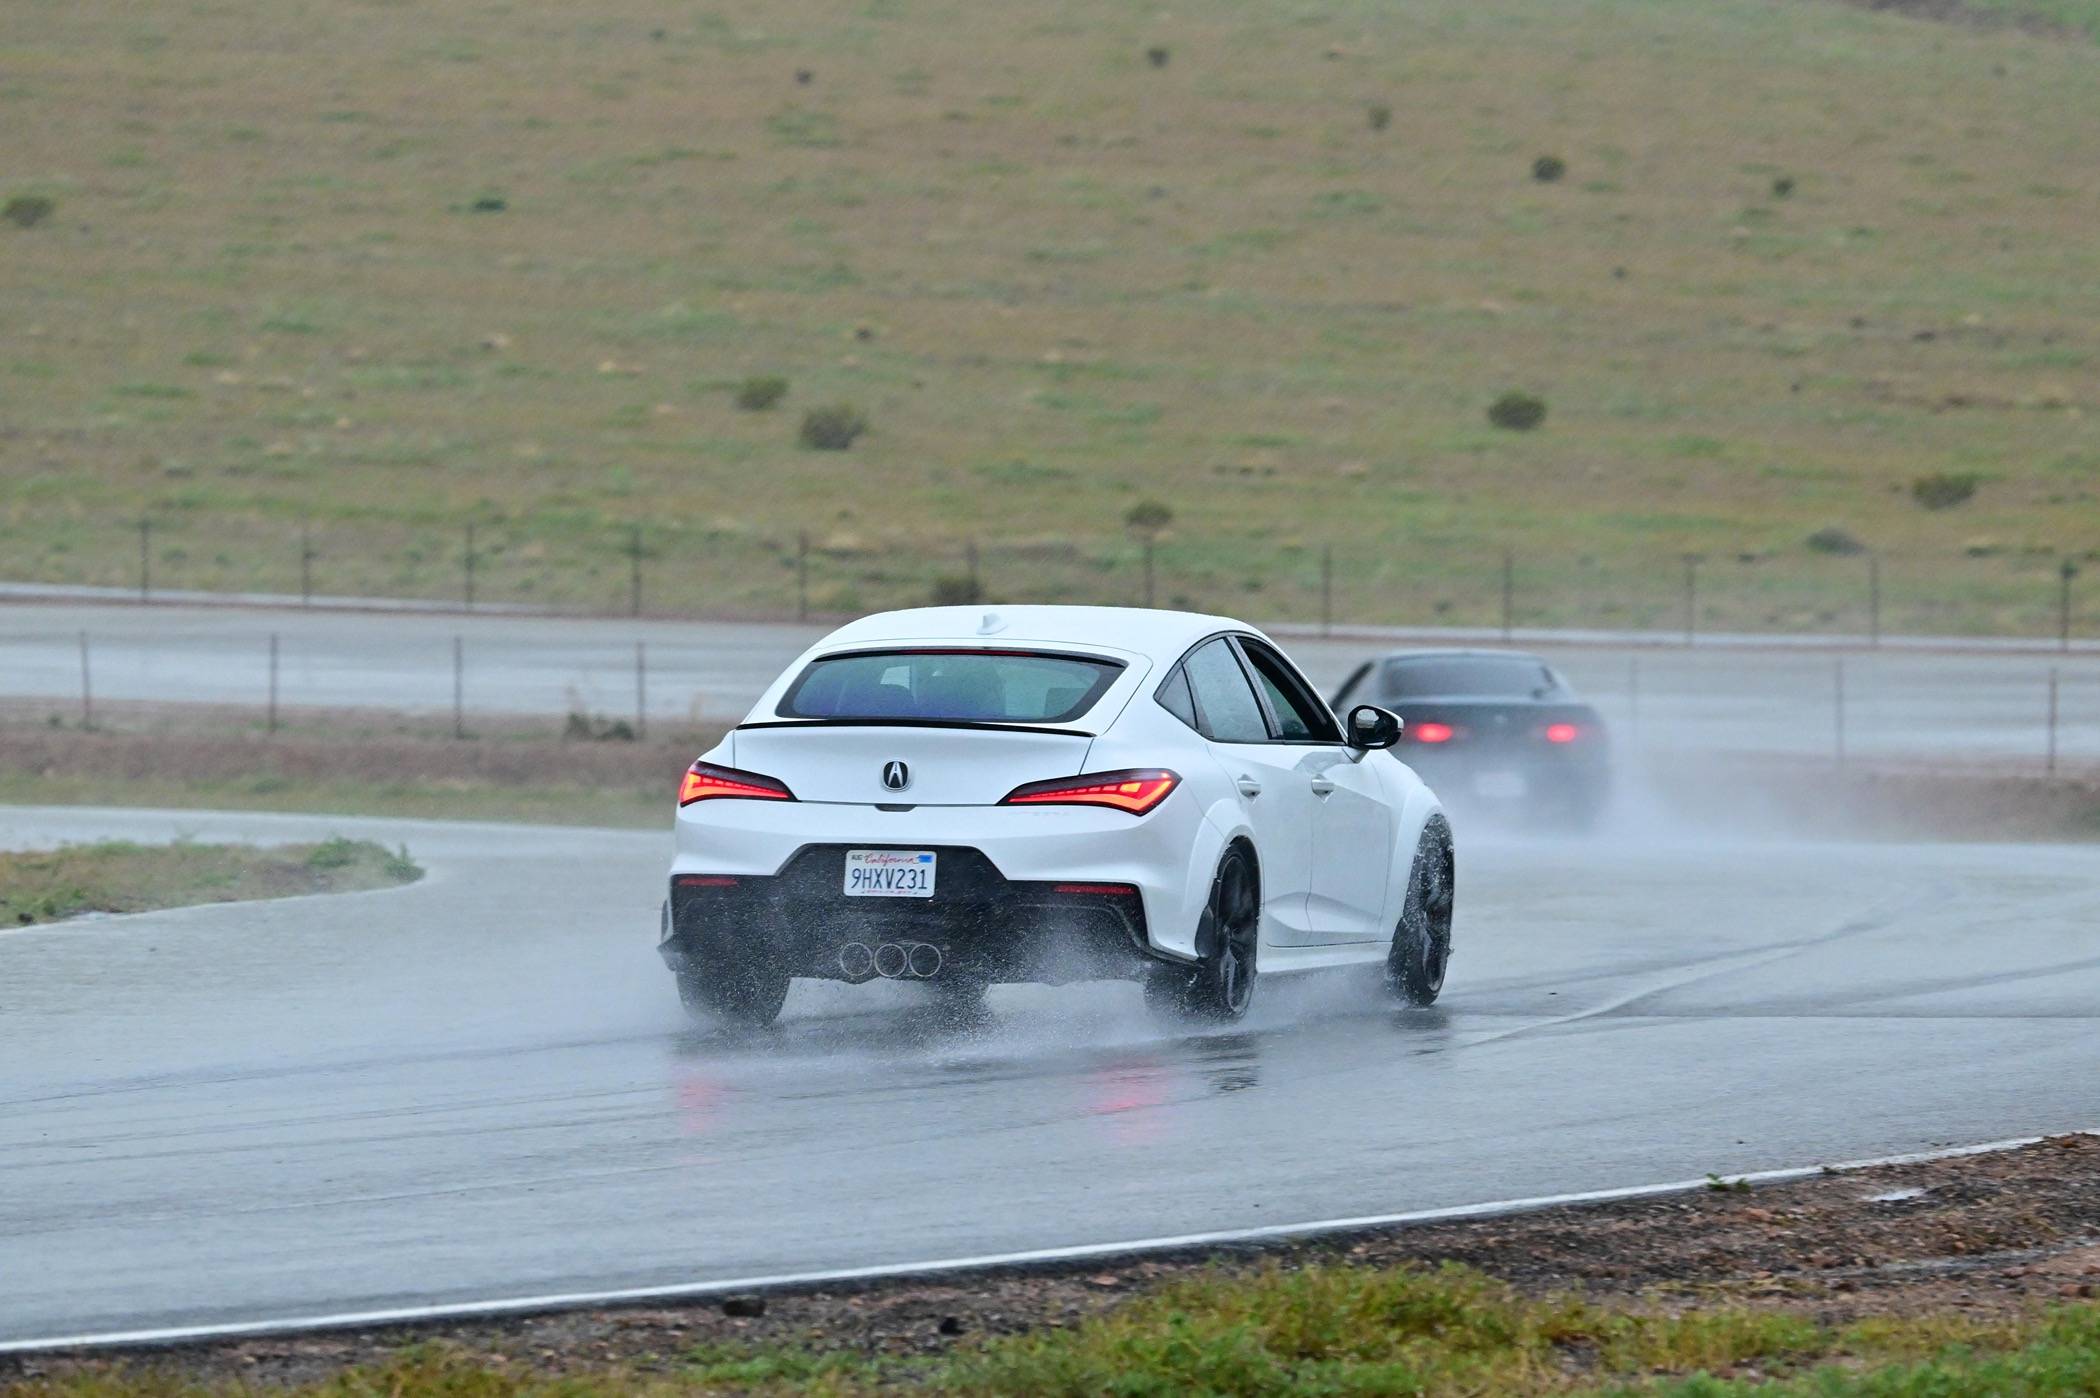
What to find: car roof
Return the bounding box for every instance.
[1377,648,1550,664]
[811,605,1257,666]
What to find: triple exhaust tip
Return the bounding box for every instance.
[839,941,943,980]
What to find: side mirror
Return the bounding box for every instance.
[1347,704,1402,751]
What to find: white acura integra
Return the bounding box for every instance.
[662,606,1454,1026]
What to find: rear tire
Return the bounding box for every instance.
[1388,816,1455,1007]
[1149,844,1259,1022]
[676,957,791,1028]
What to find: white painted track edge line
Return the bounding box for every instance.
[4,1128,2092,1355]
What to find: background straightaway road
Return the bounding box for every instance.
[3,806,2097,1346]
[3,602,2097,767]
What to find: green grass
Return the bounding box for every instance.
[11,1265,2100,1396]
[0,837,421,925]
[2,0,2099,635]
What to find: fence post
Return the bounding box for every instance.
[300,521,315,607]
[138,518,151,602]
[2046,667,2059,776]
[1867,554,1881,649]
[1320,545,1333,637]
[78,630,93,730]
[463,523,477,612]
[452,635,465,739]
[635,640,647,741]
[1834,657,1846,770]
[796,531,810,623]
[1500,549,1514,643]
[267,632,279,734]
[2061,560,2078,653]
[1682,555,1699,647]
[629,524,644,618]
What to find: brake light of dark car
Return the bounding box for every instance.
[1001,769,1180,816]
[1411,722,1456,744]
[678,761,796,805]
[1543,722,1581,744]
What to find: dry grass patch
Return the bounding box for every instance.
[0,837,420,926]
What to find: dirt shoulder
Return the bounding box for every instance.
[8,1134,2093,1389]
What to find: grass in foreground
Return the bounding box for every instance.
[11,1264,2099,1396]
[0,836,421,925]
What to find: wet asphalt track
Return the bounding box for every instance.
[3,805,2098,1347]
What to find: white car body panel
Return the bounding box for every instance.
[668,605,1446,983]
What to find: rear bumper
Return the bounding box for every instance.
[1403,749,1609,817]
[663,846,1169,985]
[667,798,1205,982]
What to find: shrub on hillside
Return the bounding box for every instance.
[1124,499,1173,536]
[1771,175,1796,199]
[1806,525,1866,556]
[1531,155,1566,183]
[1145,45,1171,68]
[799,404,868,450]
[734,375,788,411]
[1911,473,1978,510]
[3,195,54,229]
[1486,391,1547,431]
[1367,103,1392,132]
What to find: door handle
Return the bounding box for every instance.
[1235,776,1262,798]
[1309,776,1336,796]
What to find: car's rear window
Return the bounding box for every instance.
[778,649,1124,724]
[1380,656,1564,700]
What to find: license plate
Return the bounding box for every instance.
[843,849,937,898]
[1474,771,1528,800]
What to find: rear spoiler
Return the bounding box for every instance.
[735,718,1097,738]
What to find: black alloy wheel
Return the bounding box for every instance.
[1148,844,1260,1022]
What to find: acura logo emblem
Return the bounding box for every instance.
[882,761,911,791]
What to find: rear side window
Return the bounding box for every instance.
[1156,665,1200,731]
[1183,639,1269,743]
[778,649,1123,724]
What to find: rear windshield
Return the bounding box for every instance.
[778,649,1124,724]
[1379,656,1566,700]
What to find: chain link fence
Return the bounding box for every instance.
[0,513,2088,646]
[4,621,2095,776]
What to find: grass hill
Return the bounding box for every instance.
[3,0,2096,633]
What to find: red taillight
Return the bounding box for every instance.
[1001,769,1179,816]
[1543,723,1580,744]
[676,875,741,888]
[1412,722,1455,744]
[677,761,795,806]
[1052,882,1139,896]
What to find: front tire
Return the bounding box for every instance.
[1388,816,1455,1007]
[1148,844,1260,1022]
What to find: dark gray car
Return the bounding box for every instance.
[1332,649,1610,827]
